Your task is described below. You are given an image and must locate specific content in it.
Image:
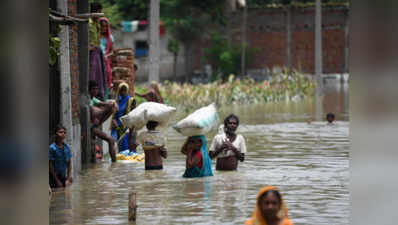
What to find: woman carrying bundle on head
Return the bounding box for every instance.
[180,135,213,178]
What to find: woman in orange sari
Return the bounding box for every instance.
[245,186,294,225]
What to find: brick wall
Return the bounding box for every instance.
[192,6,349,74]
[111,48,135,96]
[68,0,80,122]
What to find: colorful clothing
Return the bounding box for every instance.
[89,18,100,47]
[89,47,107,100]
[49,142,72,179]
[100,34,114,56]
[138,82,163,103]
[98,17,113,89]
[245,186,294,225]
[121,21,139,32]
[195,150,203,169]
[183,135,213,178]
[111,82,137,152]
[148,83,163,103]
[111,130,136,153]
[209,133,247,158]
[146,91,162,103]
[90,96,102,106]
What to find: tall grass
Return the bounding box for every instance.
[135,72,314,109]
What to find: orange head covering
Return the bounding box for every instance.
[245,186,290,225]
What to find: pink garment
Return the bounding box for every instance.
[99,17,113,89]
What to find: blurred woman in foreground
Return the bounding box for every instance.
[245,186,294,225]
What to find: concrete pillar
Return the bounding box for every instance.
[57,0,77,175]
[77,0,93,164]
[148,0,160,82]
[57,0,72,146]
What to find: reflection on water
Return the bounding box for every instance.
[50,79,349,225]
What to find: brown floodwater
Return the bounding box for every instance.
[50,78,349,225]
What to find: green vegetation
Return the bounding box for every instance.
[203,31,259,81]
[88,0,348,79]
[49,36,60,66]
[161,0,228,77]
[247,0,349,7]
[100,2,123,28]
[135,72,314,108]
[133,86,149,105]
[89,0,349,27]
[89,0,123,28]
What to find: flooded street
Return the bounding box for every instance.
[50,78,349,225]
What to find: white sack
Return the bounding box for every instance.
[121,102,176,129]
[173,103,219,136]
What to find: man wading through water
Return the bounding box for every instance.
[135,121,168,170]
[209,114,247,170]
[49,125,72,188]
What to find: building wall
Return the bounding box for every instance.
[192,6,349,75]
[67,0,81,178]
[68,0,80,120]
[113,30,186,82]
[110,48,135,95]
[70,123,81,178]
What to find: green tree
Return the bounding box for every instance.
[114,0,148,20]
[167,38,180,78]
[96,0,252,82]
[89,0,123,27]
[246,0,349,7]
[161,0,227,81]
[203,31,258,81]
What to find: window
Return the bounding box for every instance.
[135,41,148,58]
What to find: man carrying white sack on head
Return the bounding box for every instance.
[120,101,176,169]
[134,121,167,170]
[209,114,246,171]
